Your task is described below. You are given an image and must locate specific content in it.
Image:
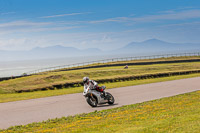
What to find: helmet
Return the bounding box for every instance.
[83,77,89,84]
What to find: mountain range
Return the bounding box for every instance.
[114,39,200,54]
[1,39,200,61]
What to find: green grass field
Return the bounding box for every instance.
[0,60,200,93]
[1,90,199,133]
[58,55,200,70]
[0,73,200,103]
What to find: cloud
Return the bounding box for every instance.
[0,12,15,15]
[158,7,195,14]
[40,12,91,18]
[132,9,200,22]
[0,21,52,28]
[89,17,129,24]
[19,26,81,33]
[0,21,80,34]
[0,31,130,51]
[0,38,31,50]
[1,8,200,51]
[89,9,200,24]
[158,21,200,28]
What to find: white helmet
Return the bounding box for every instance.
[83,77,89,84]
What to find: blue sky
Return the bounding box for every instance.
[0,0,200,51]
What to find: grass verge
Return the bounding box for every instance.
[0,73,200,103]
[1,90,199,132]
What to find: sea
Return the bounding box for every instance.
[0,54,143,78]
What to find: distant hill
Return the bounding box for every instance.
[115,39,200,54]
[0,45,103,61]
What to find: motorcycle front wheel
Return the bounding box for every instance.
[86,96,98,107]
[106,92,115,105]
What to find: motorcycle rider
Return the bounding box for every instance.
[83,77,106,98]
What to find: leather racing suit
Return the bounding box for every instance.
[83,80,106,97]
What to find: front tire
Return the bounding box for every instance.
[106,92,115,105]
[86,96,98,107]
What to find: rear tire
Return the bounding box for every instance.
[106,92,115,105]
[86,96,98,107]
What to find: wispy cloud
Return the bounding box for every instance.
[20,26,81,33]
[132,9,200,22]
[0,20,80,34]
[89,17,129,24]
[158,7,195,14]
[0,12,15,15]
[40,12,90,18]
[89,9,200,24]
[158,21,200,28]
[0,21,52,28]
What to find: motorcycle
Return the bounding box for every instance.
[83,86,115,107]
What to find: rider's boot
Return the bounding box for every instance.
[103,91,107,100]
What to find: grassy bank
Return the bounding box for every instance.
[0,73,200,103]
[58,55,200,70]
[1,90,199,132]
[0,61,200,93]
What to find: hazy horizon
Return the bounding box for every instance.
[0,38,199,52]
[0,38,199,61]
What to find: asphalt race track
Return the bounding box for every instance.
[0,77,200,129]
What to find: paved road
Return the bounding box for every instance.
[0,77,200,129]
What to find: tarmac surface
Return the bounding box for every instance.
[0,77,200,129]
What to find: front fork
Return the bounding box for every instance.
[90,93,96,101]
